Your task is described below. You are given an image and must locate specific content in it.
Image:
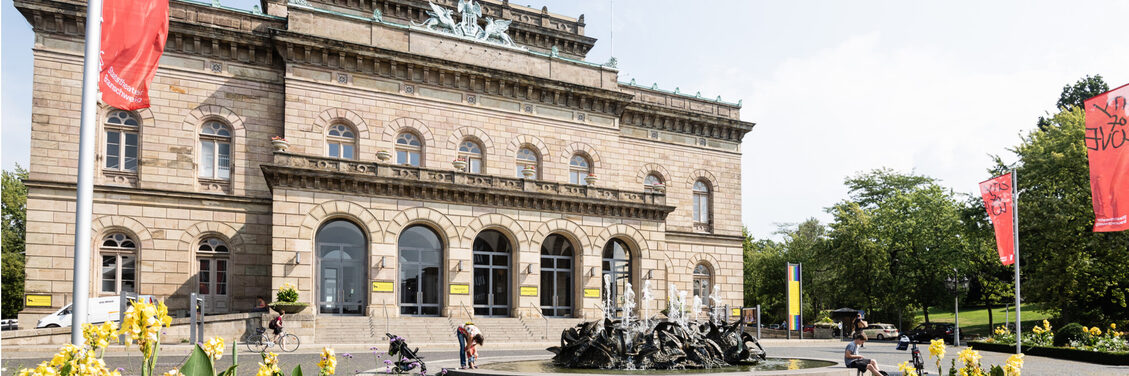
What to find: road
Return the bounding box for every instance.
[3,340,1127,376]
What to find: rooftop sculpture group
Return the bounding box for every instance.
[413,0,516,47]
[548,279,767,370]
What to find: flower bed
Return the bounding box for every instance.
[969,341,1129,365]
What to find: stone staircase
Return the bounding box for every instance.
[313,315,585,345]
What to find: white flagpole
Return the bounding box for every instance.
[1012,170,1021,354]
[71,0,103,345]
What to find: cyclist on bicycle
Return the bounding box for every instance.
[268,311,285,345]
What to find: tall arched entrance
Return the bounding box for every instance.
[399,225,444,316]
[317,220,367,315]
[473,230,511,316]
[602,238,633,318]
[540,234,574,317]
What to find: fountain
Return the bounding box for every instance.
[546,284,766,370]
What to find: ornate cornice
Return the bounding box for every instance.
[621,103,756,143]
[261,153,675,221]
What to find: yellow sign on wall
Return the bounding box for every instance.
[371,281,394,292]
[731,308,741,317]
[520,286,538,296]
[583,288,601,298]
[449,284,470,295]
[25,294,52,307]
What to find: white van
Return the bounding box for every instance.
[36,295,155,329]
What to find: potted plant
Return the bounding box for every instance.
[452,157,468,171]
[584,173,599,186]
[269,282,308,314]
[652,182,666,193]
[271,136,289,152]
[376,150,392,162]
[521,165,537,179]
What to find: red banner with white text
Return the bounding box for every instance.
[99,0,168,110]
[979,174,1015,265]
[1084,83,1129,232]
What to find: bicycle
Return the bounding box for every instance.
[246,328,300,352]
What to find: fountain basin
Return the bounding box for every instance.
[448,357,852,376]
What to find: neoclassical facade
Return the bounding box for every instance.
[16,0,754,330]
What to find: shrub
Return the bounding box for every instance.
[276,282,299,303]
[1055,323,1085,347]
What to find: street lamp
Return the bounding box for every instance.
[945,270,969,346]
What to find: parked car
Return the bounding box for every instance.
[768,323,783,330]
[906,322,955,343]
[803,324,814,334]
[862,323,899,340]
[1,319,18,331]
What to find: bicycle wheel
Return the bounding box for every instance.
[280,333,300,352]
[246,334,268,353]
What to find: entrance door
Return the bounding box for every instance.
[317,220,367,315]
[602,239,632,318]
[472,230,511,316]
[540,234,573,317]
[197,238,230,314]
[399,225,443,316]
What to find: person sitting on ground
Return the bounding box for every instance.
[845,333,885,375]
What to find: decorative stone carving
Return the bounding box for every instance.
[412,1,519,48]
[412,3,459,34]
[372,8,382,22]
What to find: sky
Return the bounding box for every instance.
[4,0,1129,239]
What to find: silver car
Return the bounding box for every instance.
[862,323,900,340]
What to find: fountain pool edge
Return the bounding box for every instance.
[445,356,857,376]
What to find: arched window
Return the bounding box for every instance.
[199,121,232,180]
[644,173,664,193]
[569,154,591,185]
[602,238,633,317]
[197,238,231,312]
[395,132,423,166]
[104,110,139,172]
[458,140,484,173]
[472,230,512,317]
[515,147,540,179]
[693,180,711,225]
[327,123,356,159]
[540,234,574,317]
[692,263,712,304]
[399,225,443,316]
[100,233,137,294]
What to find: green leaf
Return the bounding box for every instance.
[989,365,1005,376]
[291,365,303,376]
[179,345,216,376]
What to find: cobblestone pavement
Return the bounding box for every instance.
[4,341,1128,376]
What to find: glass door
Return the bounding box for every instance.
[540,234,574,317]
[316,220,367,315]
[473,230,511,317]
[399,225,443,316]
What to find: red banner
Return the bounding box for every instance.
[98,0,168,110]
[979,173,1015,265]
[1084,83,1129,232]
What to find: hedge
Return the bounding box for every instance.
[969,341,1129,365]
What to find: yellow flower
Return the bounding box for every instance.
[1041,319,1052,332]
[203,337,225,362]
[1090,327,1102,336]
[49,344,81,367]
[256,352,281,376]
[117,299,173,359]
[1111,323,1117,330]
[18,361,59,376]
[898,361,918,376]
[1004,353,1024,376]
[318,347,337,376]
[957,348,982,370]
[1031,326,1043,334]
[929,339,946,360]
[163,370,184,376]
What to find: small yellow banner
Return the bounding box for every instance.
[449,284,470,295]
[583,288,601,298]
[372,281,394,292]
[520,286,538,296]
[731,308,741,317]
[25,294,52,307]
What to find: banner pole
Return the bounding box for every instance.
[799,263,803,340]
[785,263,791,340]
[1012,170,1021,354]
[70,0,103,345]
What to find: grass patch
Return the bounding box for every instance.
[911,303,1052,337]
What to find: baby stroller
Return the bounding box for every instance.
[386,333,427,374]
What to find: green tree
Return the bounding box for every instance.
[1038,75,1109,130]
[1005,106,1129,323]
[2,166,28,318]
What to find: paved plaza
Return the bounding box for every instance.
[4,339,1127,376]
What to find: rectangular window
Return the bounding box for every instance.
[217,142,231,179]
[216,259,227,295]
[124,133,138,171]
[120,255,135,293]
[570,171,581,185]
[469,158,482,174]
[199,259,210,294]
[101,255,117,293]
[200,141,215,178]
[342,144,355,159]
[693,196,701,221]
[700,196,709,222]
[329,143,341,158]
[105,132,121,169]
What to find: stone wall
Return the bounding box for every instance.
[1,312,266,347]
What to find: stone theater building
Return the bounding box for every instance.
[16,0,753,340]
